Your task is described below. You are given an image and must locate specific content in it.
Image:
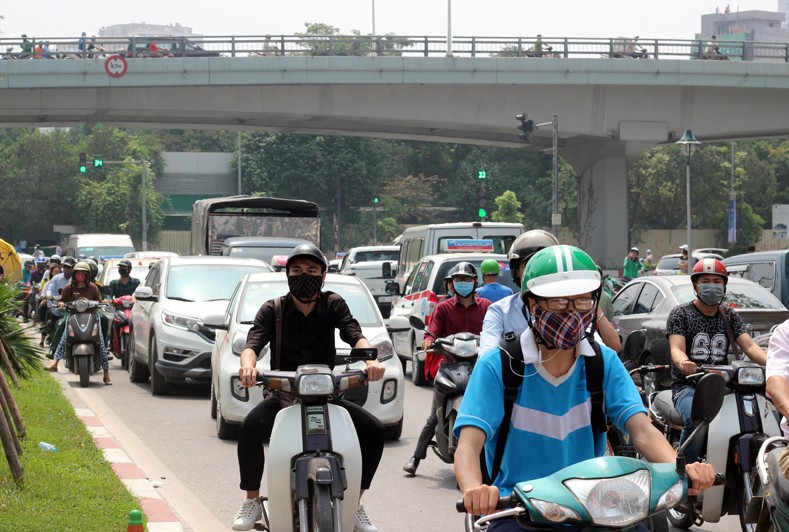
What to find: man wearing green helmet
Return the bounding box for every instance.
[476,259,513,304]
[454,245,716,525]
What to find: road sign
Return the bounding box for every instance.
[105,55,128,78]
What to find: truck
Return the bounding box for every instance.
[190,196,321,256]
[335,245,400,318]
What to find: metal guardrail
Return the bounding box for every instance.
[1,35,788,62]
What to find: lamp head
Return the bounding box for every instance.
[675,129,701,156]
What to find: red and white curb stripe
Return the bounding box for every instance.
[75,408,184,532]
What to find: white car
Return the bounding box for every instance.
[128,256,273,395]
[208,272,405,440]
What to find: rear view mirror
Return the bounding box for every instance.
[691,373,726,425]
[387,315,411,333]
[409,315,426,331]
[385,281,400,296]
[349,347,378,361]
[382,262,391,278]
[203,311,228,330]
[328,264,339,273]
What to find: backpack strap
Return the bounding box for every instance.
[719,305,741,358]
[273,296,283,370]
[585,338,608,439]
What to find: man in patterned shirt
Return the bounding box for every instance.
[668,258,766,464]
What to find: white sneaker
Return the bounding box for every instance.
[354,505,378,532]
[232,498,263,531]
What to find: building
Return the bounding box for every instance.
[700,9,788,42]
[99,22,197,38]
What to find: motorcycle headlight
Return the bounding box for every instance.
[75,299,89,313]
[369,333,394,362]
[656,479,684,511]
[451,338,477,358]
[231,331,248,357]
[162,311,202,332]
[298,373,335,396]
[736,366,765,386]
[530,498,581,523]
[564,470,650,527]
[122,299,134,309]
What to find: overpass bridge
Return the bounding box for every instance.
[2,35,789,267]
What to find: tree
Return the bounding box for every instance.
[296,22,412,56]
[491,190,524,223]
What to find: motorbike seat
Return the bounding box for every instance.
[650,390,684,427]
[767,446,789,503]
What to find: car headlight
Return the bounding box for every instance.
[737,366,765,386]
[162,310,202,332]
[231,331,248,357]
[563,470,650,527]
[656,480,684,511]
[369,333,394,362]
[298,373,336,396]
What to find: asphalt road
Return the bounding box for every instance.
[54,355,746,531]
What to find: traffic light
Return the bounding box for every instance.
[477,185,487,219]
[93,158,103,168]
[79,153,87,173]
[516,113,535,141]
[477,170,487,180]
[373,196,379,205]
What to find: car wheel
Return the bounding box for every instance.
[384,417,403,441]
[128,330,149,383]
[216,400,239,439]
[210,382,218,420]
[149,334,170,396]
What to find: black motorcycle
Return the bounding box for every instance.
[63,298,105,387]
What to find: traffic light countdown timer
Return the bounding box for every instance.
[477,169,487,219]
[78,153,104,173]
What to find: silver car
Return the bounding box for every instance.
[128,256,272,395]
[208,272,404,440]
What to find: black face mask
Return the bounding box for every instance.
[119,269,130,277]
[288,273,323,302]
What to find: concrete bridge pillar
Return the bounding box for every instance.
[577,156,629,270]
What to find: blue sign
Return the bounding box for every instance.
[445,239,495,252]
[728,196,737,244]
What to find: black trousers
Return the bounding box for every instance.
[413,390,441,459]
[237,396,385,492]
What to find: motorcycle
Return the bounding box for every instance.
[63,298,105,388]
[458,373,728,532]
[748,435,789,531]
[647,361,781,531]
[110,295,134,368]
[256,347,377,532]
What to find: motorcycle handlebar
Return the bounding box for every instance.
[455,496,514,513]
[628,364,669,376]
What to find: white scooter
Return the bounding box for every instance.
[257,348,377,532]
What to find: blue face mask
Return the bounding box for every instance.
[453,281,474,297]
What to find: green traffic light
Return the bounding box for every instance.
[93,158,103,168]
[478,208,487,218]
[79,165,87,173]
[373,196,379,204]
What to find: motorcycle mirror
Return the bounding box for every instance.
[622,331,645,361]
[409,315,426,331]
[349,347,377,361]
[691,373,727,425]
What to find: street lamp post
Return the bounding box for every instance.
[102,159,148,250]
[675,130,701,272]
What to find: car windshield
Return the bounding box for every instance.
[238,280,381,327]
[352,250,399,262]
[671,282,785,310]
[166,265,265,302]
[227,246,291,265]
[432,258,519,296]
[103,266,148,284]
[78,246,135,257]
[658,256,680,270]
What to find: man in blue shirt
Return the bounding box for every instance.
[476,259,513,304]
[454,245,716,527]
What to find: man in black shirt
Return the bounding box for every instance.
[232,244,385,532]
[106,259,140,298]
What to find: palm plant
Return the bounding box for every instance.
[0,282,40,379]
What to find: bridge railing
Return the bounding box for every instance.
[1,35,788,62]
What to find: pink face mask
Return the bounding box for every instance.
[74,273,88,284]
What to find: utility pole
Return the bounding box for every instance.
[102,159,148,250]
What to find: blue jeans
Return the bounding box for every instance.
[673,386,706,464]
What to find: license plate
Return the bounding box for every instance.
[377,296,395,303]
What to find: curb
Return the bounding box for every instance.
[75,407,185,532]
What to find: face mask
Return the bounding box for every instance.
[63,269,73,280]
[119,269,130,277]
[74,273,88,284]
[453,281,474,297]
[288,273,323,302]
[531,305,595,350]
[698,283,725,306]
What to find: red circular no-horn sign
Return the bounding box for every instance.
[104,55,128,78]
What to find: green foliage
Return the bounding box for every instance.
[0,371,143,530]
[296,22,412,56]
[0,283,38,378]
[491,190,524,223]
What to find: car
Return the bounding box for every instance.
[207,272,404,440]
[124,251,179,259]
[218,236,313,272]
[337,245,400,318]
[128,256,273,395]
[654,251,725,276]
[125,36,220,58]
[724,250,789,309]
[611,275,789,394]
[386,252,517,383]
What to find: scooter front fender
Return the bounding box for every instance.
[72,343,95,357]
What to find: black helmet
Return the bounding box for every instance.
[118,259,133,270]
[507,229,559,284]
[61,256,76,268]
[84,259,98,281]
[449,261,478,279]
[286,243,327,273]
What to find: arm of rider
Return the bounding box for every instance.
[596,312,621,352]
[454,426,500,516]
[670,334,697,376]
[736,333,767,366]
[239,348,259,388]
[356,337,385,381]
[627,412,716,495]
[767,375,789,419]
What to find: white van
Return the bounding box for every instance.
[67,234,135,261]
[394,222,524,291]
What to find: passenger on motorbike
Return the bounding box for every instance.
[403,261,491,476]
[20,259,35,321]
[43,257,75,346]
[233,243,385,532]
[669,258,766,464]
[105,259,140,354]
[46,261,112,385]
[454,245,717,526]
[40,254,61,285]
[476,259,513,304]
[766,319,789,477]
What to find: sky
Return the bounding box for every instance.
[0,1,783,42]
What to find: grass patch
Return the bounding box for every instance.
[0,370,144,531]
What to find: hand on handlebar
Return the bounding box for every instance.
[365,360,385,381]
[461,484,500,516]
[239,365,259,388]
[685,461,717,496]
[678,359,698,376]
[420,339,433,352]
